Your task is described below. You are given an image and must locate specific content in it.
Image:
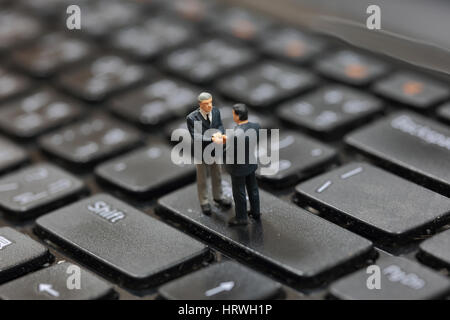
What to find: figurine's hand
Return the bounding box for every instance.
[222,135,227,143]
[212,133,224,144]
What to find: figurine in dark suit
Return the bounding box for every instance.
[223,103,261,226]
[186,92,231,214]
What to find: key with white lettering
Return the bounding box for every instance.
[95,143,195,197]
[0,136,28,174]
[295,162,450,242]
[159,261,282,300]
[0,11,43,51]
[257,131,338,187]
[0,67,32,103]
[329,256,450,300]
[418,229,450,270]
[345,112,450,196]
[0,88,84,139]
[35,194,210,289]
[57,55,149,102]
[0,164,85,219]
[277,86,383,139]
[0,262,115,300]
[157,181,374,287]
[0,227,52,284]
[39,114,142,167]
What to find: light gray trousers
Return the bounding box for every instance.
[196,163,224,205]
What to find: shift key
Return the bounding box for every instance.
[345,112,450,196]
[35,194,210,289]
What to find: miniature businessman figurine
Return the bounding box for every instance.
[186,92,232,214]
[223,103,261,226]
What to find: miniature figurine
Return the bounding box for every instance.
[186,92,231,214]
[222,103,261,226]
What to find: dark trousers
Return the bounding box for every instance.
[231,172,260,221]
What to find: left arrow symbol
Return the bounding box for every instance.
[38,284,60,297]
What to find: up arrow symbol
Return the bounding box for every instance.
[205,281,235,297]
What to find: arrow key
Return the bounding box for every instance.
[158,261,282,300]
[0,262,115,300]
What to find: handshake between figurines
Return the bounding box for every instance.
[211,132,227,144]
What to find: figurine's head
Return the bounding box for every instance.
[198,92,213,113]
[232,103,248,124]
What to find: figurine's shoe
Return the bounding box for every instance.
[228,217,248,226]
[200,203,212,215]
[248,212,261,220]
[214,197,232,208]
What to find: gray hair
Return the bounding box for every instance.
[197,92,212,102]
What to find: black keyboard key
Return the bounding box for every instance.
[0,227,51,284]
[0,164,85,219]
[373,72,449,109]
[0,68,32,103]
[95,143,195,197]
[437,103,450,124]
[0,136,28,174]
[296,162,450,242]
[39,114,142,167]
[81,0,141,38]
[0,262,115,300]
[164,0,216,24]
[257,131,338,187]
[109,78,198,128]
[157,181,374,287]
[36,194,210,288]
[315,50,388,86]
[159,261,282,300]
[0,89,84,139]
[345,112,450,196]
[164,38,256,84]
[261,27,325,64]
[329,256,450,300]
[218,61,317,109]
[11,33,94,78]
[210,7,271,43]
[57,55,148,102]
[0,11,43,51]
[110,17,195,61]
[418,229,450,269]
[277,85,383,139]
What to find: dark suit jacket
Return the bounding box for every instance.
[225,122,261,177]
[186,107,224,158]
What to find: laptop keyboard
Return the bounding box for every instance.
[0,0,449,300]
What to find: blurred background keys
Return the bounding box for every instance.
[295,162,450,242]
[0,163,85,219]
[95,143,195,197]
[36,194,210,289]
[0,137,28,174]
[437,103,450,123]
[57,55,148,102]
[0,262,115,300]
[315,50,388,86]
[277,86,383,139]
[158,183,374,287]
[345,112,450,196]
[260,27,325,64]
[0,68,32,103]
[39,114,142,167]
[0,227,52,284]
[257,131,338,188]
[418,229,450,269]
[11,33,94,78]
[109,78,198,128]
[0,11,43,51]
[164,38,256,84]
[218,61,317,109]
[0,89,84,139]
[159,261,282,300]
[373,72,450,109]
[110,17,195,61]
[329,256,450,300]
